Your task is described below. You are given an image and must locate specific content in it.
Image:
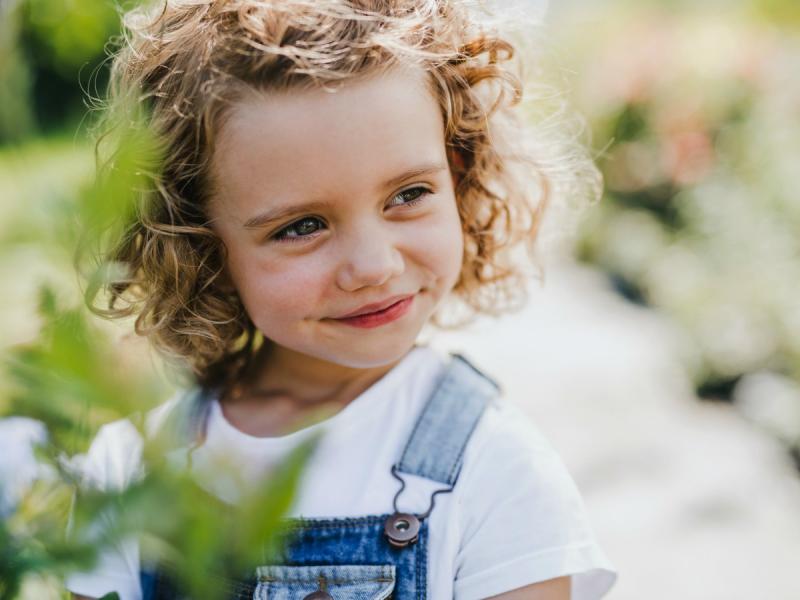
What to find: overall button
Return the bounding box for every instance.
[303,592,333,600]
[384,512,421,548]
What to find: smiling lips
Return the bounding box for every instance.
[332,294,416,328]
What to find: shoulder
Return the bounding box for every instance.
[445,354,591,533]
[460,394,584,518]
[452,387,617,599]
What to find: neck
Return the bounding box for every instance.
[218,344,414,438]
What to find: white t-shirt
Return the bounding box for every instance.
[66,346,616,600]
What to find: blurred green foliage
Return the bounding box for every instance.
[20,0,120,75]
[1,423,313,600]
[0,9,35,142]
[1,0,122,141]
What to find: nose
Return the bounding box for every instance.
[335,225,405,292]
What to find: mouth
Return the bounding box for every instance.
[330,294,416,329]
[334,294,416,319]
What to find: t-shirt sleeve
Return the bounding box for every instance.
[453,400,617,600]
[64,420,144,600]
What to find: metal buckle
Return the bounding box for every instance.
[383,464,455,548]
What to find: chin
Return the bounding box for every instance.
[320,339,419,370]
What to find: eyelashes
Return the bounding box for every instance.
[270,186,432,244]
[272,216,324,242]
[387,186,428,208]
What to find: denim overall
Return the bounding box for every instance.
[142,354,498,600]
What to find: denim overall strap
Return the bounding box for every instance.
[395,353,499,486]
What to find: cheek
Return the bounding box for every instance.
[410,198,464,286]
[228,251,332,324]
[442,218,465,287]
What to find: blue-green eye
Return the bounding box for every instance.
[389,186,431,208]
[273,217,325,242]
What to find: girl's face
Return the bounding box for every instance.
[208,68,464,370]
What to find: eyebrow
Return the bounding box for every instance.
[242,162,448,230]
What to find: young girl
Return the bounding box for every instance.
[68,0,616,598]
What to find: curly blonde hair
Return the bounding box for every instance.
[91,0,600,389]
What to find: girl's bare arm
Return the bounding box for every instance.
[486,576,571,600]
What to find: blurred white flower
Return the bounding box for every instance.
[734,372,800,444]
[0,417,51,517]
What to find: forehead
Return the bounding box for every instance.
[211,68,447,215]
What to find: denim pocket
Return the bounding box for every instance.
[254,564,395,600]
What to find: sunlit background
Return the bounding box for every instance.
[1,0,799,598]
